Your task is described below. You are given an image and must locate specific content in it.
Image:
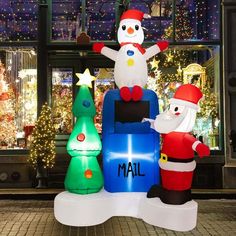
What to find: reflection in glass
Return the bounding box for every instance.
[147,45,220,150]
[94,68,115,133]
[0,48,37,149]
[52,68,73,134]
[0,1,38,41]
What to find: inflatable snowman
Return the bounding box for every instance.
[93,9,168,101]
[145,84,210,205]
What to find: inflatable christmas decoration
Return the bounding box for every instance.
[54,10,203,232]
[64,69,103,194]
[93,9,168,101]
[147,84,210,204]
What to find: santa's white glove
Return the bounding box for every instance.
[142,118,155,129]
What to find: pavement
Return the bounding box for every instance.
[0,193,236,235]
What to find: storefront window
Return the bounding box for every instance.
[51,0,82,41]
[130,0,173,41]
[50,0,219,42]
[86,0,116,41]
[162,0,220,41]
[0,1,38,41]
[51,68,73,134]
[0,48,37,149]
[94,68,115,133]
[147,45,220,150]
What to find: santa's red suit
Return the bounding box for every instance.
[147,84,210,204]
[160,132,201,191]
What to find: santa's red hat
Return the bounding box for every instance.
[170,84,203,110]
[120,9,144,22]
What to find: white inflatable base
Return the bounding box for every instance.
[54,189,198,232]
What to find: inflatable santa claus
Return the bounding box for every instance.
[93,9,168,101]
[146,84,210,205]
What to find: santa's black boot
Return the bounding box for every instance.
[160,188,192,205]
[147,184,162,198]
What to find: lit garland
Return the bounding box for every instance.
[28,103,56,169]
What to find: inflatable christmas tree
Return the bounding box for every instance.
[65,69,103,194]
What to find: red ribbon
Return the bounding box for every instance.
[120,42,146,55]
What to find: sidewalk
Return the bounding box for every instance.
[0,198,236,235]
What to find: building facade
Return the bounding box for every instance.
[0,0,235,189]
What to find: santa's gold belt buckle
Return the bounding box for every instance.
[160,153,168,163]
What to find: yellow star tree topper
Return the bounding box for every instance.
[76,68,96,88]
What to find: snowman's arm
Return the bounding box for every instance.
[101,47,118,62]
[144,41,169,61]
[143,45,161,61]
[93,42,118,61]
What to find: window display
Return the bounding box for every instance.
[147,45,220,150]
[51,68,73,134]
[94,68,115,133]
[0,48,37,149]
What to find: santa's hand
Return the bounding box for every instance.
[157,41,169,51]
[142,118,155,129]
[195,143,210,158]
[93,43,105,53]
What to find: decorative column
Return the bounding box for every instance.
[222,0,236,187]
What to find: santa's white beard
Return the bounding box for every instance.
[154,108,197,134]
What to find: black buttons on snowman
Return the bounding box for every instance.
[127,50,134,56]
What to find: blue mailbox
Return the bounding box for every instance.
[102,89,160,192]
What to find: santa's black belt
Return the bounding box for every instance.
[160,153,194,163]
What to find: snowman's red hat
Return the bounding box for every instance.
[120,9,144,22]
[170,84,203,110]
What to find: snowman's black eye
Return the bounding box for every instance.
[174,107,178,112]
[122,25,126,30]
[135,25,139,30]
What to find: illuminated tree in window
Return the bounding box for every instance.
[65,69,103,194]
[0,61,16,149]
[162,2,193,40]
[28,103,56,169]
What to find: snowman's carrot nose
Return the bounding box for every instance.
[127,27,134,34]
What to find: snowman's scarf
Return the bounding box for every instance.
[120,42,146,55]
